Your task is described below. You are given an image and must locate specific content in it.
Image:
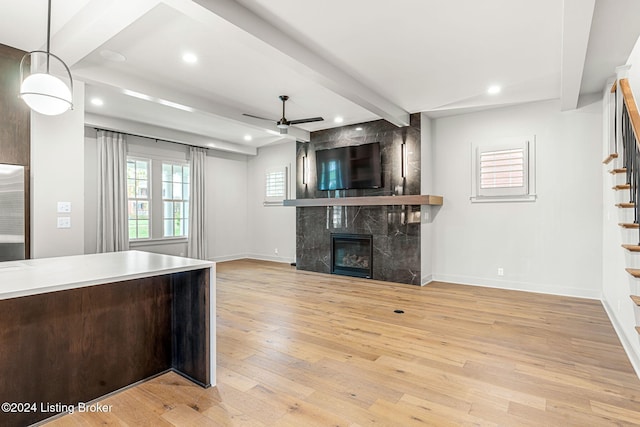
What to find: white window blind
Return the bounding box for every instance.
[265,170,286,198]
[479,148,525,190]
[471,137,535,202]
[264,167,288,205]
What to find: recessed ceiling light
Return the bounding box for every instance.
[487,85,501,95]
[334,117,344,123]
[244,135,253,141]
[355,127,363,131]
[100,50,126,62]
[90,98,104,106]
[182,52,198,64]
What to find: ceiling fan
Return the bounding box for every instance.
[243,95,324,134]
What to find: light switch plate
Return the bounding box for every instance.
[57,202,71,213]
[57,216,71,229]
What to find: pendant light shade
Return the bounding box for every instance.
[19,0,73,116]
[20,52,73,115]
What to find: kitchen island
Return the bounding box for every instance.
[0,250,215,426]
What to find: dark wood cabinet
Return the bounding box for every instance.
[0,43,31,259]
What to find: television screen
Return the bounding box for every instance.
[316,142,381,191]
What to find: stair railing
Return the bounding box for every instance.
[619,79,640,244]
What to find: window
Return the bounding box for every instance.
[266,169,286,198]
[264,167,288,205]
[127,159,150,239]
[162,163,190,237]
[471,137,536,202]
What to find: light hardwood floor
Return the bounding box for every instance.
[46,259,640,426]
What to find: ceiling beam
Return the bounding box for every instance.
[50,0,162,68]
[190,0,410,127]
[560,0,596,111]
[51,0,311,142]
[74,66,311,142]
[85,113,258,156]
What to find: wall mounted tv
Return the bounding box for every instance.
[316,142,382,191]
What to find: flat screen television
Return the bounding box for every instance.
[316,142,382,191]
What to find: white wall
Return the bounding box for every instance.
[207,151,249,261]
[627,35,640,100]
[432,98,603,298]
[246,141,296,263]
[31,81,85,258]
[421,113,435,284]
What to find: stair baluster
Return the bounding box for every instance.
[622,102,640,243]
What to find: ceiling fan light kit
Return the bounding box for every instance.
[243,95,324,135]
[19,0,73,116]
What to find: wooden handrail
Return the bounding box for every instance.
[619,79,640,147]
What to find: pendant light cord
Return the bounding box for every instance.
[46,0,51,73]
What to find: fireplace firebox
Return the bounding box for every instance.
[331,233,373,279]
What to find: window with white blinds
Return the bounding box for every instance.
[471,137,536,202]
[266,171,286,198]
[264,167,288,205]
[479,148,525,190]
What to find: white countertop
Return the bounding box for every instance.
[0,250,214,300]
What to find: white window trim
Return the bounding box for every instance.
[470,136,537,203]
[129,237,188,248]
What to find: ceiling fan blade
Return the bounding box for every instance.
[288,117,324,125]
[243,113,274,121]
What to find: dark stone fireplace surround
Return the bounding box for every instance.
[295,113,422,285]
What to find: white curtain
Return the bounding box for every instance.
[188,146,208,259]
[97,130,129,253]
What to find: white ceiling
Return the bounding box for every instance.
[1,0,640,154]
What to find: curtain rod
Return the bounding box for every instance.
[93,127,207,150]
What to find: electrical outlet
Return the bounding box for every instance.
[497,268,504,276]
[57,201,71,213]
[57,216,71,229]
[274,248,279,255]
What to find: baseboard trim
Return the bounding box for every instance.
[209,254,295,264]
[601,299,640,380]
[209,254,248,263]
[245,253,295,264]
[432,273,602,300]
[421,274,433,286]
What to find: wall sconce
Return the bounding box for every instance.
[401,143,408,179]
[302,155,309,185]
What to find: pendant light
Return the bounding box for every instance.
[19,0,73,116]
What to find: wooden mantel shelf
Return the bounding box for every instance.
[283,195,443,207]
